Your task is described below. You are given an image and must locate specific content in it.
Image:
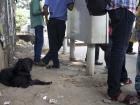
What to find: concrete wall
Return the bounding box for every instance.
[0,0,16,69]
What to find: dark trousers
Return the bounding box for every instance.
[135,50,140,93]
[104,38,128,80]
[126,41,134,53]
[107,8,135,97]
[95,44,100,62]
[34,25,44,62]
[43,19,66,67]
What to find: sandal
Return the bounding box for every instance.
[111,92,138,105]
[121,78,132,86]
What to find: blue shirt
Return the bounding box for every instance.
[107,0,136,14]
[45,0,74,20]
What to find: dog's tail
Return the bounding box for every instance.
[31,79,52,85]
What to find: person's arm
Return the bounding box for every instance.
[43,5,49,23]
[32,0,43,16]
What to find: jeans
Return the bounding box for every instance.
[104,39,112,69]
[34,25,44,62]
[135,47,140,93]
[107,8,135,97]
[105,38,128,82]
[43,19,66,67]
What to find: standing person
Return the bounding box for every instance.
[135,5,140,98]
[30,0,44,65]
[42,0,74,68]
[104,22,132,86]
[106,0,138,104]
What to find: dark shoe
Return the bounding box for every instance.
[95,61,103,65]
[126,52,136,55]
[46,65,60,69]
[34,60,46,66]
[121,78,132,86]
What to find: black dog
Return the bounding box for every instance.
[0,58,52,88]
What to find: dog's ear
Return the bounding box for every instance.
[20,58,33,72]
[13,59,24,73]
[14,59,24,69]
[23,58,33,70]
[13,58,33,74]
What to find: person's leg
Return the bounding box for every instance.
[103,38,112,69]
[104,39,131,84]
[95,44,103,65]
[126,41,133,53]
[43,19,58,66]
[119,56,132,85]
[57,20,66,51]
[95,44,99,62]
[135,42,140,96]
[107,8,135,97]
[49,19,66,67]
[120,56,128,81]
[34,25,44,63]
[42,50,51,65]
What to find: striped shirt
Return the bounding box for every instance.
[107,0,137,14]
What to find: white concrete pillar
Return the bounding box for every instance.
[69,38,75,61]
[62,36,67,54]
[86,44,95,76]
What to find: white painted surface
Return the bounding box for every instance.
[67,0,109,44]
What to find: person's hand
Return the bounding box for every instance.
[41,12,45,16]
[45,17,48,24]
[68,3,74,11]
[43,5,49,23]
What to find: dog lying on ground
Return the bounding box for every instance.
[0,58,52,88]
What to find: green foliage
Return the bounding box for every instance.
[16,9,28,32]
[16,0,30,9]
[16,0,30,32]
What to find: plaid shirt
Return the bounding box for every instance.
[107,0,136,14]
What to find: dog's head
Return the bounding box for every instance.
[14,58,33,74]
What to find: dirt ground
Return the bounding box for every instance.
[0,40,138,105]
